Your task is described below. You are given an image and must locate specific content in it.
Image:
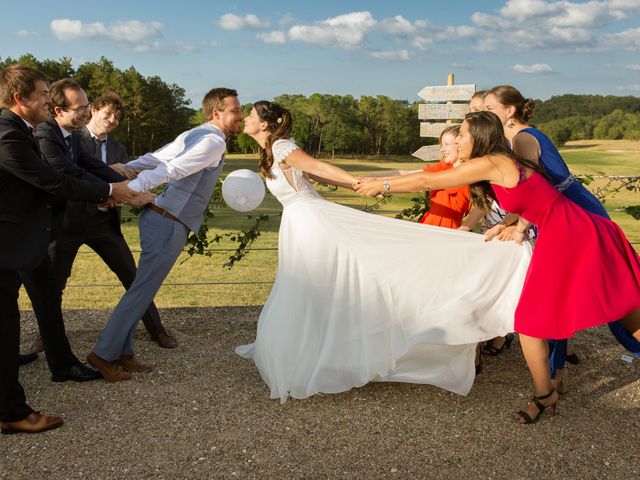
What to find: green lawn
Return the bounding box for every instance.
[19,144,640,310]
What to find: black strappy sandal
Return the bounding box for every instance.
[481,333,515,356]
[516,389,558,424]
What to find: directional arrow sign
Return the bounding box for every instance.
[419,103,470,120]
[417,84,476,102]
[412,145,441,162]
[420,122,461,138]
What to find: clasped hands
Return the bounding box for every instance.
[352,176,385,197]
[352,177,528,245]
[109,163,141,180]
[102,181,156,208]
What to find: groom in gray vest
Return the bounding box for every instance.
[87,88,244,381]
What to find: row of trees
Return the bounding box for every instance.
[0,54,193,157]
[230,94,424,156]
[2,55,639,155]
[533,94,640,123]
[538,110,640,146]
[533,93,640,145]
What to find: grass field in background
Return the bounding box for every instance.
[18,140,640,310]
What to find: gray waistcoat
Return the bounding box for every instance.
[155,128,225,233]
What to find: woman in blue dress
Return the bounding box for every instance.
[482,85,639,390]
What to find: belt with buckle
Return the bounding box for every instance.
[147,204,184,225]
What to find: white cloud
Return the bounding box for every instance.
[379,15,415,35]
[369,49,410,61]
[610,0,640,16]
[49,18,199,54]
[625,63,640,69]
[410,36,432,50]
[51,19,163,42]
[547,1,612,28]
[127,41,197,54]
[617,83,640,91]
[229,6,640,58]
[16,29,39,38]
[603,27,640,50]
[218,13,270,30]
[500,0,559,22]
[288,11,376,48]
[258,31,287,44]
[470,12,511,29]
[513,63,553,73]
[461,1,640,52]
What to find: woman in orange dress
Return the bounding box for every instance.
[418,125,471,229]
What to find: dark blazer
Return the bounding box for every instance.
[79,126,129,166]
[0,109,110,271]
[35,119,125,233]
[78,126,130,229]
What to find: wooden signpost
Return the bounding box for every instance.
[413,74,475,161]
[418,103,470,120]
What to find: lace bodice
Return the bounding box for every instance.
[267,139,322,206]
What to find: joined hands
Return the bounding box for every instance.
[110,163,140,180]
[107,181,156,208]
[353,177,384,197]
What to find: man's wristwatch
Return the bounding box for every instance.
[382,179,390,193]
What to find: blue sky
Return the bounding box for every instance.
[3,0,640,106]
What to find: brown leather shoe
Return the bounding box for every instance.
[116,355,153,373]
[151,331,178,349]
[86,351,132,382]
[1,412,63,435]
[30,336,44,354]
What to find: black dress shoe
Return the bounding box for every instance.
[51,363,103,382]
[19,353,38,366]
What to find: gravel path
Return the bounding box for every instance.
[1,307,638,480]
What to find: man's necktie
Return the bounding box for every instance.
[94,138,105,163]
[65,135,74,162]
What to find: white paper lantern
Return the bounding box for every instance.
[222,169,266,212]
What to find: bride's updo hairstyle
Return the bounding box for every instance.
[464,111,547,206]
[488,85,536,123]
[254,101,293,178]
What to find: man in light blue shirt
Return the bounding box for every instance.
[87,88,244,381]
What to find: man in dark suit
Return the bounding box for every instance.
[29,84,177,353]
[0,65,148,434]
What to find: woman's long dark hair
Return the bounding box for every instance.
[464,111,548,209]
[253,101,293,178]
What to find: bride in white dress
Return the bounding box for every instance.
[235,101,532,402]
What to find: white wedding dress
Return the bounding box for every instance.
[236,139,532,402]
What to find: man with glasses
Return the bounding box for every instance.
[27,79,167,360]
